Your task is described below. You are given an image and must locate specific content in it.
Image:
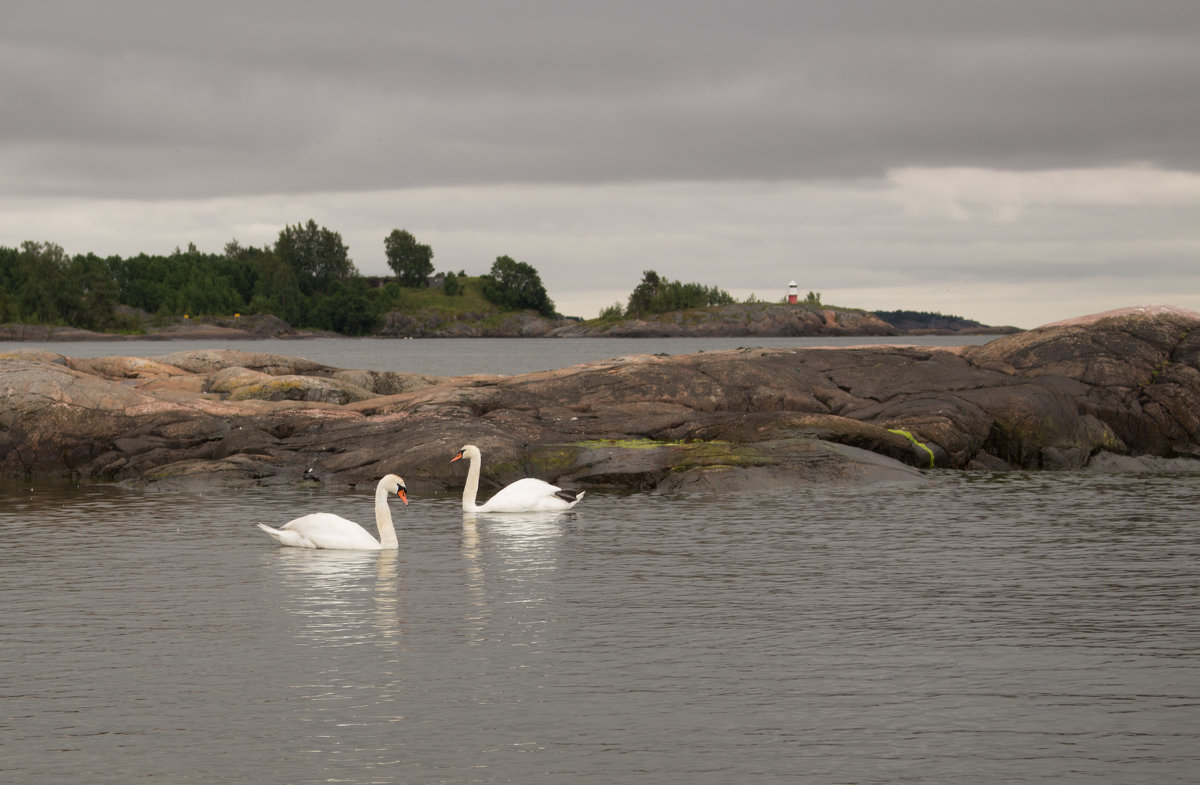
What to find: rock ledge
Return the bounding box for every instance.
[2,306,1197,492]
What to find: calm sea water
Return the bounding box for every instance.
[3,471,1198,784]
[3,336,1199,783]
[0,334,1000,377]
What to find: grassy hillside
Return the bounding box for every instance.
[370,276,567,337]
[374,276,501,318]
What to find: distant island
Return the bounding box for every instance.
[548,303,1017,339]
[870,310,998,334]
[2,235,1018,341]
[0,301,1019,342]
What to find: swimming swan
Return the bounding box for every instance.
[452,444,584,512]
[256,474,408,550]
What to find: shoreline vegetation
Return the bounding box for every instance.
[2,234,1019,341]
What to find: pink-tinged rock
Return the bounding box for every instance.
[2,305,1198,489]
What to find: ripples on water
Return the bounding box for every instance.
[3,471,1198,784]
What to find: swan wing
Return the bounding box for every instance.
[273,512,382,550]
[479,478,584,512]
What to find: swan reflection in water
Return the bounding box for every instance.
[460,510,573,645]
[463,510,572,542]
[270,547,405,645]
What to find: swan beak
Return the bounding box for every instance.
[397,488,409,506]
[451,450,464,463]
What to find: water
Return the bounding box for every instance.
[3,335,1198,782]
[3,471,1198,784]
[0,334,1001,377]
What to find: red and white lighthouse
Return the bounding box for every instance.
[787,280,798,304]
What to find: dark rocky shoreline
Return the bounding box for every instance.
[2,305,1197,493]
[0,313,316,342]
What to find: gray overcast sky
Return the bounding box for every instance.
[3,0,1199,327]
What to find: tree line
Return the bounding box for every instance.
[603,270,736,319]
[0,221,557,335]
[1,223,788,336]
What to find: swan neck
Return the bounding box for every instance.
[462,450,482,512]
[375,482,399,549]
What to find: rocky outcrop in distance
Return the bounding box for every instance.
[551,303,935,338]
[2,306,1197,494]
[379,309,569,338]
[0,313,308,342]
[2,302,1015,341]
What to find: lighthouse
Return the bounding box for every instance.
[787,280,798,304]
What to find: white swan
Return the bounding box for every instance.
[452,444,584,512]
[256,474,408,550]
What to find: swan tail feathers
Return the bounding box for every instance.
[256,522,283,539]
[256,523,311,547]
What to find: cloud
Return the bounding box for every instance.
[4,1,1200,198]
[890,165,1200,219]
[2,3,1198,330]
[4,165,1197,328]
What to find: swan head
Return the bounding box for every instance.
[451,444,481,463]
[381,474,409,505]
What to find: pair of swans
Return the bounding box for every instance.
[257,445,583,550]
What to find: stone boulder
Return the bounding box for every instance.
[968,305,1200,463]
